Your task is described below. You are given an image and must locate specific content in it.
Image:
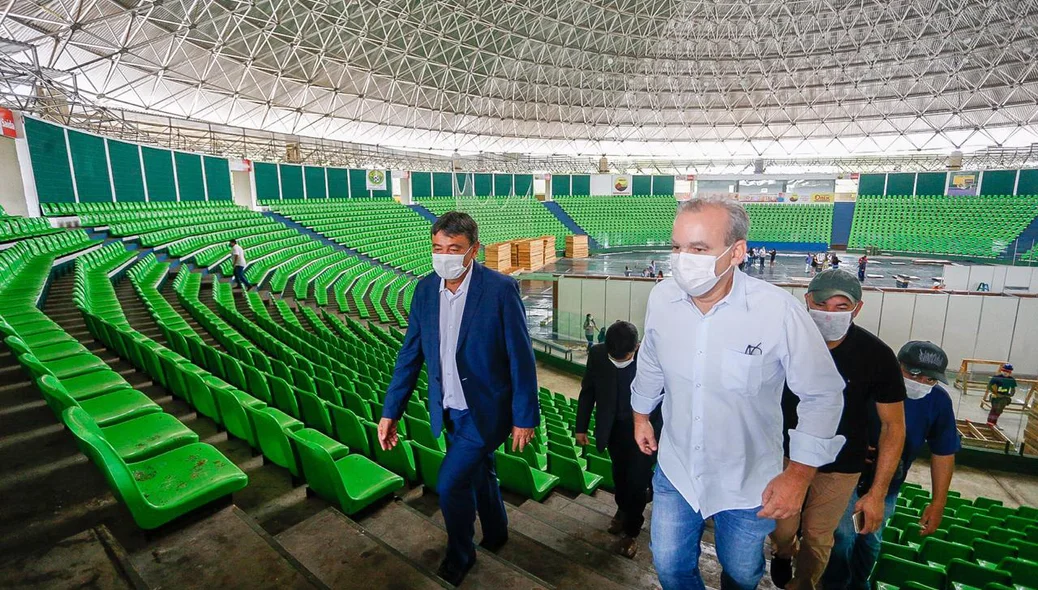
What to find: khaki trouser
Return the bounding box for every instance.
[771,469,861,590]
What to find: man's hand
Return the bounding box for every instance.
[575,433,589,446]
[512,426,536,452]
[377,418,399,451]
[633,414,657,455]
[758,463,815,520]
[919,501,945,536]
[853,491,886,534]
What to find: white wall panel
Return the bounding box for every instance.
[604,279,632,329]
[878,292,916,351]
[909,293,949,345]
[974,297,1019,363]
[1008,298,1038,374]
[855,290,883,334]
[557,276,584,339]
[943,265,970,291]
[1030,269,1038,293]
[1005,267,1033,289]
[580,279,608,340]
[989,266,1008,293]
[967,266,994,291]
[628,281,655,336]
[941,295,983,367]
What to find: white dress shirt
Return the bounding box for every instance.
[439,265,473,410]
[631,270,846,518]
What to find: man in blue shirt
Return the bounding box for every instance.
[822,340,961,590]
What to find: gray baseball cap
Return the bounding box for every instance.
[808,268,863,305]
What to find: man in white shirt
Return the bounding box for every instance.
[229,239,252,289]
[631,196,846,590]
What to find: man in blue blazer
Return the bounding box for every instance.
[378,211,540,585]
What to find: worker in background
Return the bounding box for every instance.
[822,341,960,590]
[584,313,598,352]
[985,363,1016,426]
[770,270,906,590]
[229,239,252,290]
[575,321,662,559]
[770,249,778,267]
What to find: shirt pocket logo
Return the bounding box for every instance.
[721,348,764,396]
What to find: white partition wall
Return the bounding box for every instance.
[967,266,995,291]
[943,265,971,291]
[552,274,1038,373]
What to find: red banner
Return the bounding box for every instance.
[0,107,16,138]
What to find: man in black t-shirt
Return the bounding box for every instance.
[770,269,906,590]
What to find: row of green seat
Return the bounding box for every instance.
[420,196,572,253]
[42,200,239,218]
[1,216,61,242]
[555,195,676,248]
[265,200,433,275]
[849,195,1038,258]
[742,203,833,244]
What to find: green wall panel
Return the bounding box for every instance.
[173,152,205,201]
[493,174,513,196]
[980,170,1017,196]
[474,173,493,196]
[632,175,652,195]
[203,156,232,201]
[433,172,454,197]
[886,173,915,196]
[327,168,349,198]
[304,166,327,199]
[67,130,112,203]
[412,172,433,198]
[1017,169,1038,195]
[107,139,145,202]
[279,164,304,200]
[551,175,571,196]
[857,174,886,196]
[652,175,675,196]
[571,175,591,195]
[24,118,75,203]
[254,162,280,201]
[349,169,369,197]
[513,174,533,197]
[142,147,177,202]
[915,172,947,196]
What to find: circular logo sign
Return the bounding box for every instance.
[367,169,385,185]
[614,177,629,191]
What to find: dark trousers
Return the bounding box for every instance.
[608,419,656,537]
[438,409,508,568]
[233,265,252,289]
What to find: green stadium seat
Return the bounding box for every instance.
[945,558,1012,590]
[244,405,304,477]
[546,450,603,495]
[37,374,161,427]
[494,450,559,501]
[870,554,945,590]
[918,537,973,570]
[289,428,403,515]
[412,441,446,490]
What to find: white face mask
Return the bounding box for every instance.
[670,244,734,298]
[904,377,934,400]
[432,247,472,280]
[808,309,854,342]
[610,356,634,369]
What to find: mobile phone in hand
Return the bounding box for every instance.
[852,511,865,534]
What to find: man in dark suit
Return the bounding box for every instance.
[575,320,661,558]
[378,211,539,586]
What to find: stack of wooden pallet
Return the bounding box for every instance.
[541,236,557,264]
[565,234,589,258]
[483,242,514,273]
[514,238,544,271]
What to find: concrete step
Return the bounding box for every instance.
[276,507,448,590]
[0,526,145,589]
[355,499,551,589]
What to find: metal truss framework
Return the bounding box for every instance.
[2,0,1038,162]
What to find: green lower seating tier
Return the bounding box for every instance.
[742,203,833,244]
[555,195,676,248]
[849,194,1038,258]
[419,196,572,254]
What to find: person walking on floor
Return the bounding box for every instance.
[770,249,778,267]
[769,269,906,590]
[584,313,598,352]
[378,211,539,586]
[821,341,960,590]
[597,326,607,344]
[229,239,252,289]
[575,321,663,559]
[985,363,1017,426]
[631,196,847,590]
[758,249,766,271]
[624,265,632,277]
[857,255,868,282]
[805,253,814,274]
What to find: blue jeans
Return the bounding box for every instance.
[651,468,776,590]
[438,409,508,568]
[821,483,899,590]
[233,265,252,289]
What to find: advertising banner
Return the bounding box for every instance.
[365,169,387,191]
[0,107,16,138]
[612,174,632,195]
[810,193,834,202]
[948,172,978,196]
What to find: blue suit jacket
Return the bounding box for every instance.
[382,263,539,446]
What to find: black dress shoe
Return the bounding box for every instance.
[436,558,475,587]
[479,533,509,552]
[608,510,626,535]
[770,555,792,588]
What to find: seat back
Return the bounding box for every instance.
[243,405,299,476]
[870,554,945,590]
[181,369,220,421]
[411,441,445,490]
[297,390,332,435]
[287,429,340,501]
[268,375,300,418]
[945,558,1011,588]
[62,407,137,508]
[919,537,972,567]
[364,421,416,481]
[36,373,79,418]
[4,335,32,357]
[494,450,534,496]
[328,405,371,457]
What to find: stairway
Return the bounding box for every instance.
[1000,213,1038,261]
[409,203,439,223]
[542,201,600,249]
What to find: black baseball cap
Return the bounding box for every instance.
[897,341,949,383]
